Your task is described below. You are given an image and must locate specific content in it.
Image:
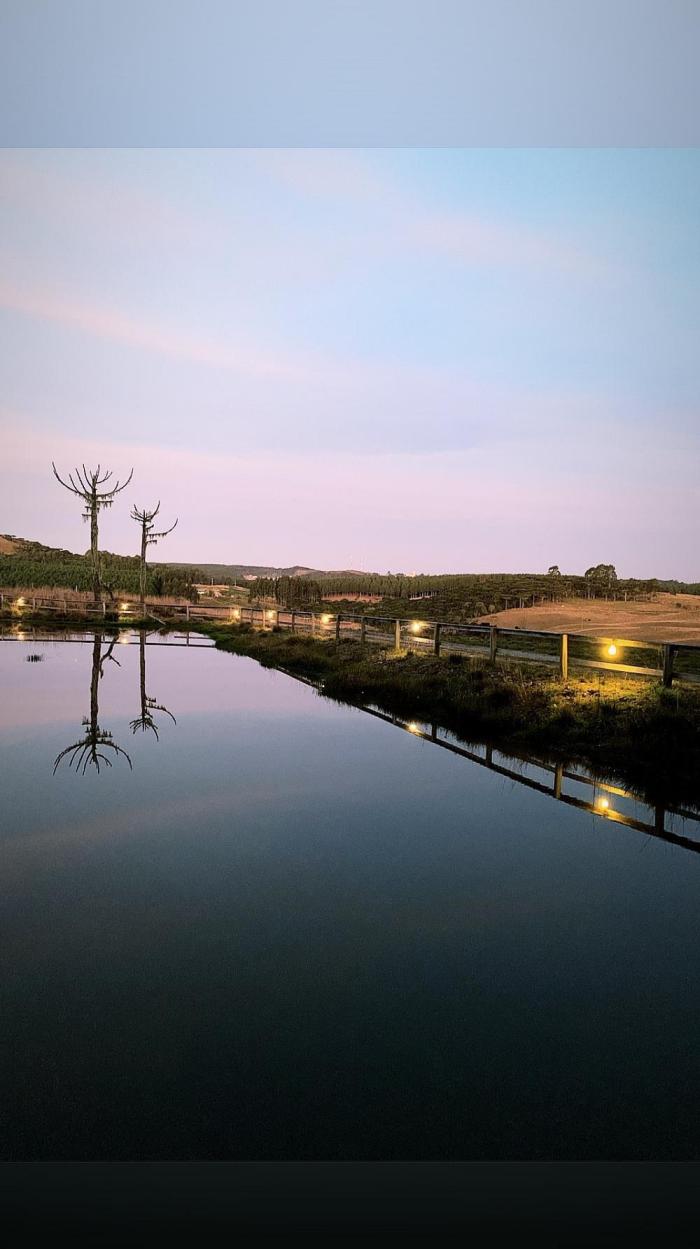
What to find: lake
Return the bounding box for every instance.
[1,628,699,1159]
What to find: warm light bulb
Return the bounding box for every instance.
[407,721,420,734]
[607,644,617,657]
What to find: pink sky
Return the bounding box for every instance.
[1,149,698,578]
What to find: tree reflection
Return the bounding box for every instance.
[53,632,132,775]
[129,630,176,738]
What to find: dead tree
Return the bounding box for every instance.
[52,462,134,602]
[130,630,177,738]
[53,632,132,775]
[130,502,178,614]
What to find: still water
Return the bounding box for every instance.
[1,630,699,1159]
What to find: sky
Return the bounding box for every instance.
[1,147,699,577]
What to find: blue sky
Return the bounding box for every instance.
[1,148,698,576]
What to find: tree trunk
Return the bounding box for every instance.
[90,494,101,603]
[139,631,147,716]
[90,633,101,737]
[140,525,147,614]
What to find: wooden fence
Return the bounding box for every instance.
[357,704,700,853]
[2,592,699,688]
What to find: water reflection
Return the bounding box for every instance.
[53,631,133,775]
[358,702,700,855]
[7,627,698,849]
[129,630,176,738]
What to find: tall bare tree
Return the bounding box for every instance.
[52,462,134,602]
[130,502,178,613]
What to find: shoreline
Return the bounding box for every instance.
[3,610,700,808]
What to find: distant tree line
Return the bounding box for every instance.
[302,566,693,624]
[0,540,203,599]
[253,575,322,607]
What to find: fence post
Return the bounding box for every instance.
[554,763,563,799]
[335,614,341,643]
[434,621,441,656]
[185,603,190,621]
[559,633,568,680]
[662,644,674,688]
[291,611,296,633]
[360,617,366,646]
[489,626,498,662]
[395,618,402,650]
[102,600,106,617]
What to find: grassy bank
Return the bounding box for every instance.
[196,623,700,807]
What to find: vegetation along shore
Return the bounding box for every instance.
[191,622,700,809]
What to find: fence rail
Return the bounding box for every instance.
[2,592,699,688]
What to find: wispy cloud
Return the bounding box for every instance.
[404,211,613,279]
[253,149,618,281]
[0,276,316,380]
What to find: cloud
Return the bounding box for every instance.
[0,275,321,380]
[405,212,613,279]
[252,149,617,281]
[0,274,575,455]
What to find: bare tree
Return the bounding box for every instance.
[52,462,134,602]
[53,632,132,775]
[130,630,177,737]
[130,502,178,614]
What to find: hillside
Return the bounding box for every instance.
[478,595,700,644]
[0,534,206,597]
[178,562,323,581]
[168,562,366,581]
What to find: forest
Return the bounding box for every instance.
[0,539,204,598]
[308,567,691,622]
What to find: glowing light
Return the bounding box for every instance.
[321,614,332,624]
[410,621,424,634]
[232,608,241,620]
[606,644,617,657]
[407,721,420,734]
[15,597,25,606]
[119,602,130,612]
[596,796,611,811]
[266,610,275,620]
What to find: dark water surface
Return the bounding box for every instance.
[1,630,699,1159]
